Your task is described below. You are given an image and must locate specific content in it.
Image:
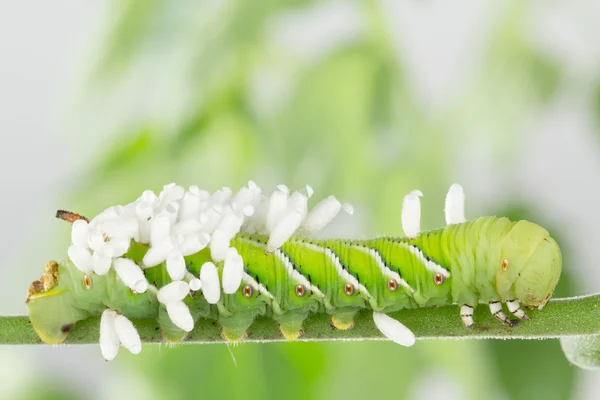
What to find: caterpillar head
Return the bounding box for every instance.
[26,261,88,344]
[497,220,562,309]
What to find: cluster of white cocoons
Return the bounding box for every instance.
[70,181,351,359]
[100,310,142,361]
[89,181,466,359]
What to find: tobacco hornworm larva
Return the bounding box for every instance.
[26,182,562,359]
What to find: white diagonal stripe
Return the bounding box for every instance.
[353,245,414,293]
[273,249,325,299]
[236,237,325,300]
[394,241,450,278]
[241,272,274,300]
[299,241,373,300]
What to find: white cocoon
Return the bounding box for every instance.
[373,312,415,347]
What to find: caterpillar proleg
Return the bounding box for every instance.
[26,182,562,359]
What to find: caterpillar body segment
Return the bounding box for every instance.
[218,216,560,338]
[26,182,562,359]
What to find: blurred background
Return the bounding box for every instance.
[2,0,600,399]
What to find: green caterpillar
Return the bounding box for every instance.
[26,182,562,359]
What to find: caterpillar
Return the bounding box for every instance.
[26,182,562,360]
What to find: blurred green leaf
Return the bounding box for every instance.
[561,334,600,371]
[20,387,83,400]
[93,127,156,181]
[491,340,574,400]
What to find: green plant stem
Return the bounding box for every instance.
[3,294,600,345]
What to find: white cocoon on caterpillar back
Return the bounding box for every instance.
[342,203,354,215]
[287,191,309,220]
[166,301,194,332]
[189,278,202,291]
[157,281,189,304]
[113,258,148,293]
[211,186,233,205]
[267,210,304,253]
[401,190,423,239]
[266,189,289,234]
[166,249,186,281]
[444,183,466,225]
[67,245,94,274]
[144,213,210,280]
[305,185,314,198]
[68,211,136,275]
[210,229,231,262]
[199,262,221,304]
[301,195,342,235]
[222,247,244,294]
[179,191,202,221]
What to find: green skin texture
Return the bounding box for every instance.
[26,216,562,344]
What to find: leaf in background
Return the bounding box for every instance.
[416,341,501,400]
[129,343,327,400]
[314,342,421,400]
[93,0,162,78]
[92,127,156,182]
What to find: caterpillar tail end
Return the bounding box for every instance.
[27,260,86,345]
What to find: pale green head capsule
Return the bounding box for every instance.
[497,220,562,309]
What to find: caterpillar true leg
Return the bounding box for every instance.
[506,299,530,320]
[460,304,474,329]
[489,301,518,327]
